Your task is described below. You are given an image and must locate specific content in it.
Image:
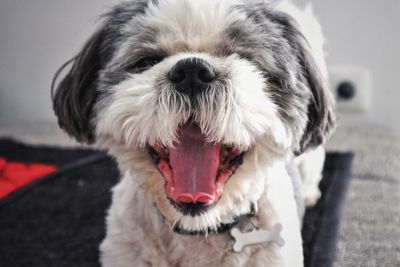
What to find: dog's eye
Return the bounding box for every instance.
[126,57,163,73]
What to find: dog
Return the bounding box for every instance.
[52,0,336,266]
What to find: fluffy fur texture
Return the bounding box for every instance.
[52,0,336,266]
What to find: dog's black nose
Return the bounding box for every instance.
[168,57,216,98]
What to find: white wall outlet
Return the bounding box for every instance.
[328,67,371,113]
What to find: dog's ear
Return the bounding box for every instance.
[296,43,336,154]
[276,13,337,154]
[52,1,150,143]
[52,28,107,143]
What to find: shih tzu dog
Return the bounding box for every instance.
[52,0,336,266]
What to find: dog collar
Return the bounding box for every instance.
[167,202,285,251]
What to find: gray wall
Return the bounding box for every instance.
[0,0,119,123]
[1,0,399,130]
[300,0,400,129]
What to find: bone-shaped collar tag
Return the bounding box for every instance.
[230,223,285,252]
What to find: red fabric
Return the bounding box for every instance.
[0,157,57,199]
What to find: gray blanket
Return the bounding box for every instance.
[326,125,400,267]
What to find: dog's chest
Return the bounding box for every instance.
[155,233,283,267]
[139,214,284,267]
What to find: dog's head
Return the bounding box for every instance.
[53,0,335,234]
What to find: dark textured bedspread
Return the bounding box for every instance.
[0,139,353,267]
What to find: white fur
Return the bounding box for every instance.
[100,157,303,267]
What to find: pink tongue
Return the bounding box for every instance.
[169,123,220,204]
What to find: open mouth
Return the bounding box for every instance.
[148,121,245,207]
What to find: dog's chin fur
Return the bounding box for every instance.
[52,0,336,266]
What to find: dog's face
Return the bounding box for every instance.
[53,0,335,234]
